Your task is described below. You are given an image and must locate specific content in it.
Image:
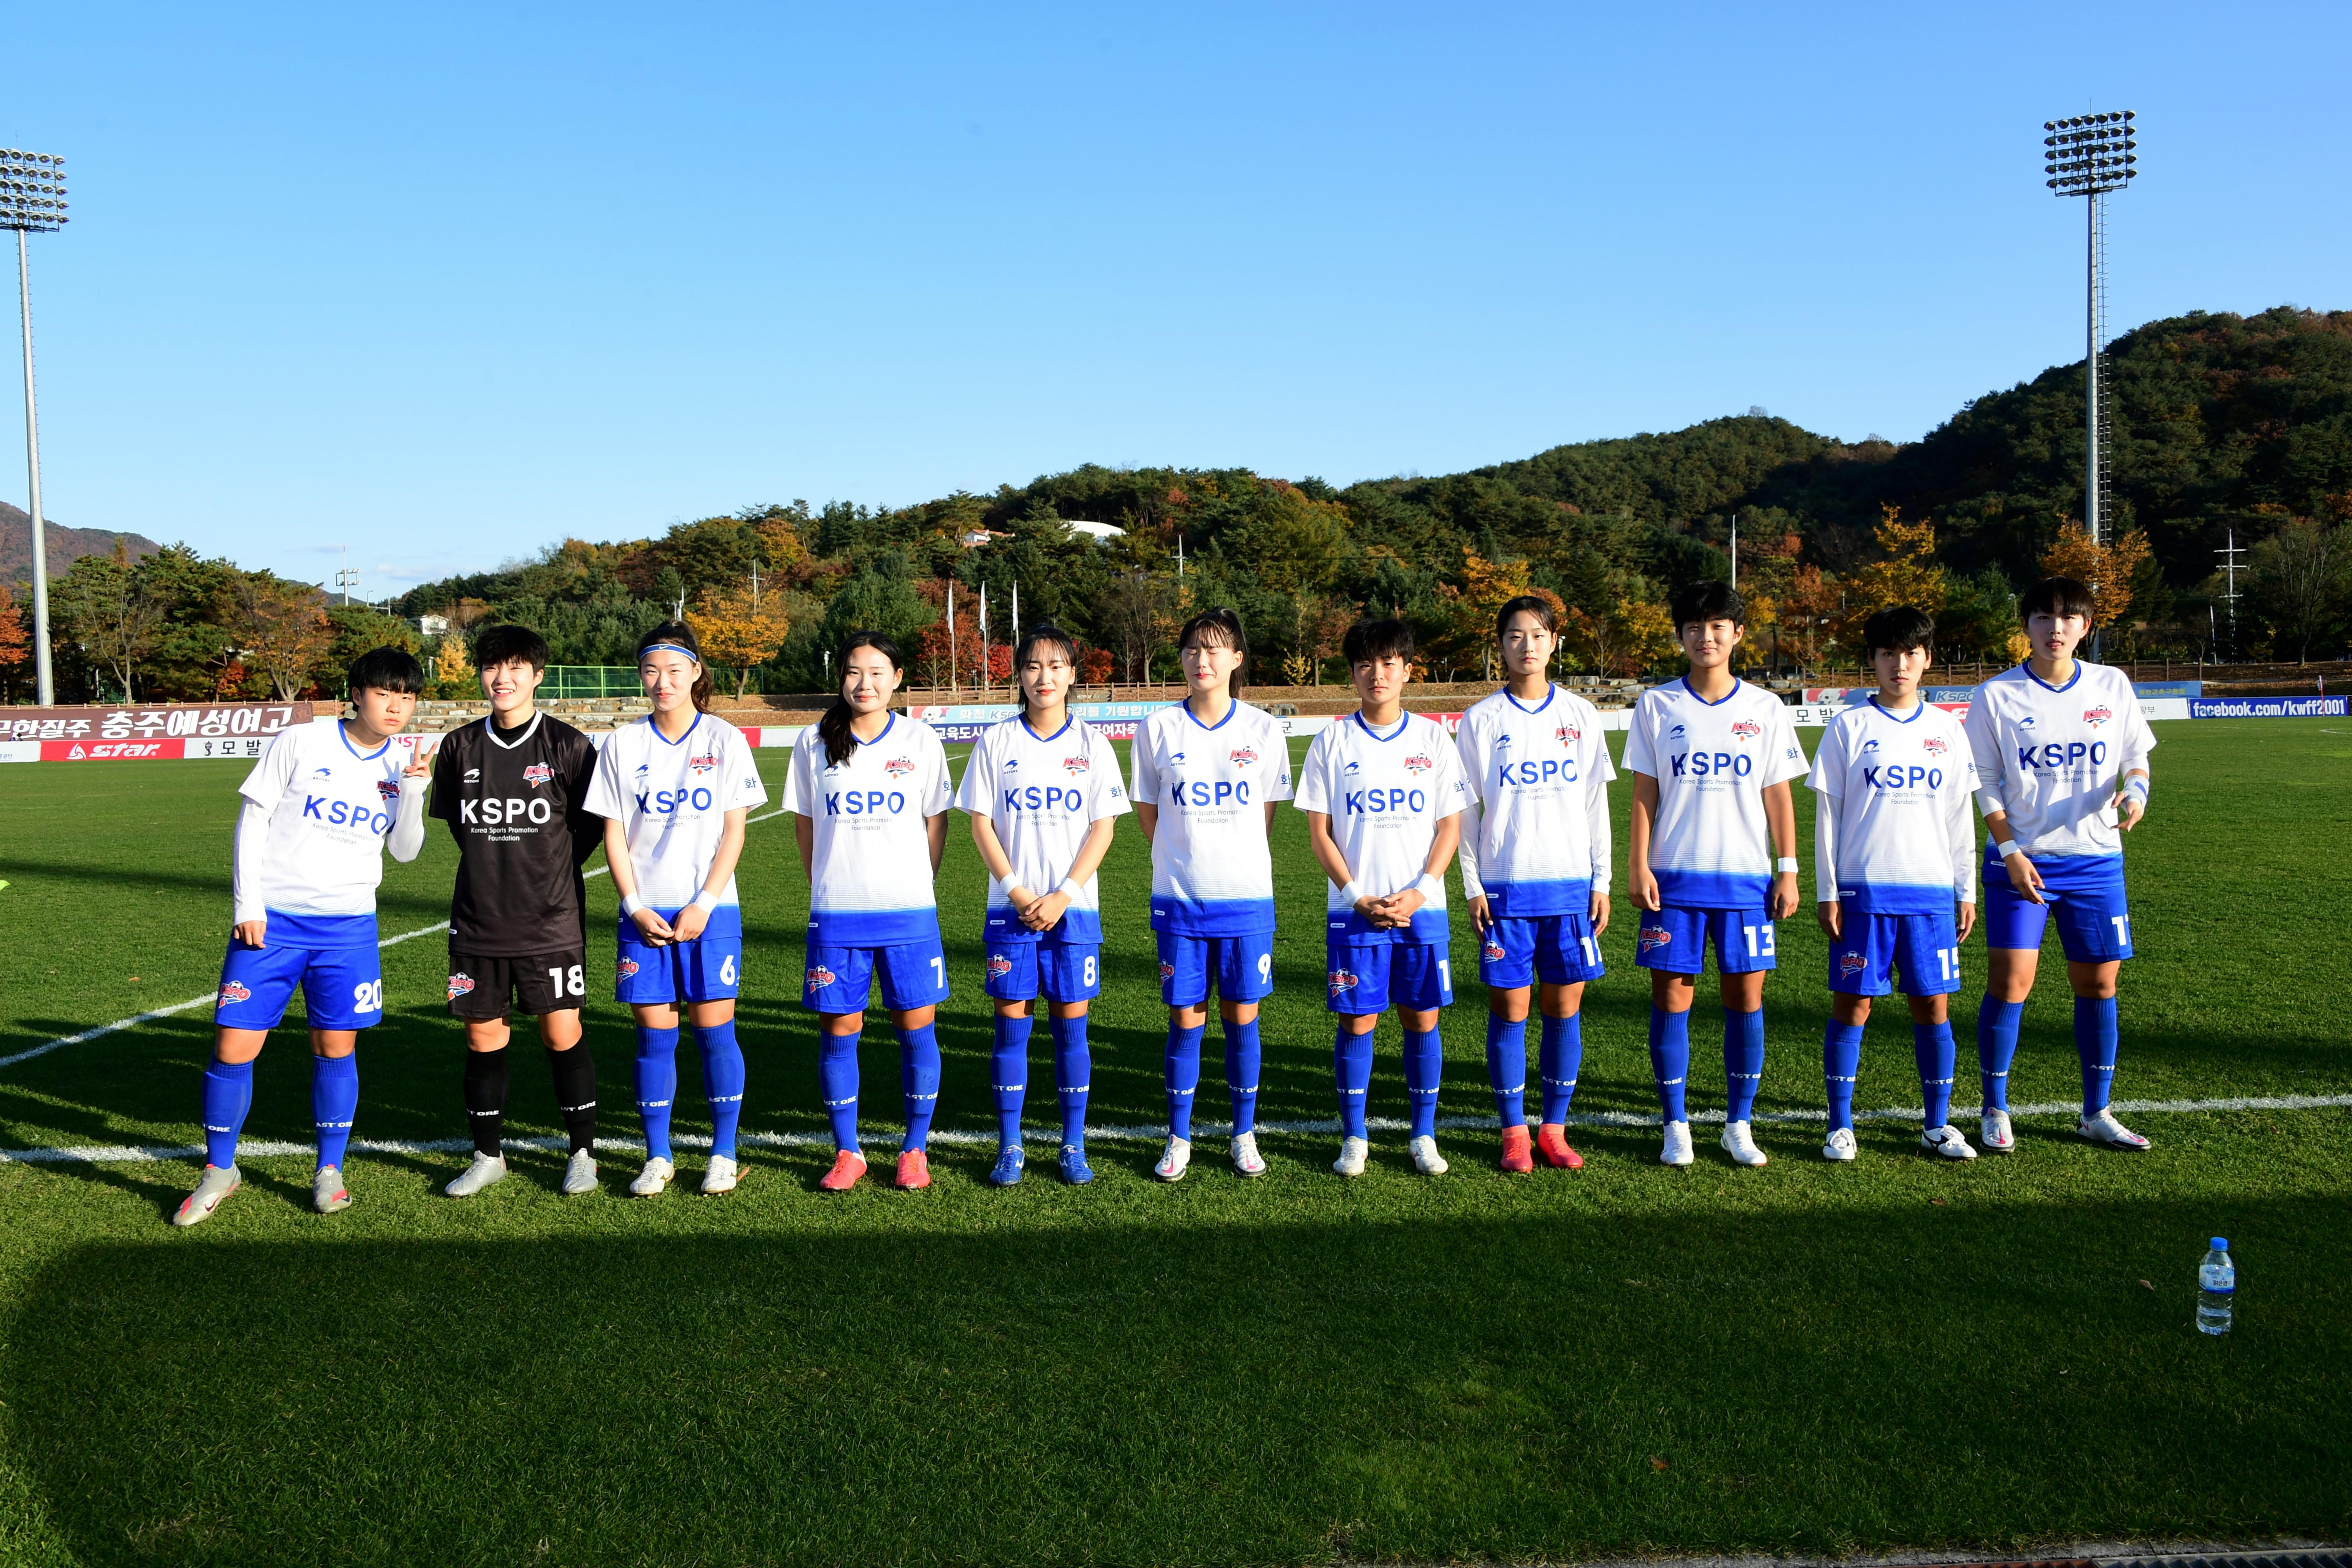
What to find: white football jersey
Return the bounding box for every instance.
[234,720,415,941]
[1453,684,1616,916]
[778,712,953,945]
[954,713,1131,944]
[1294,711,1468,945]
[1129,699,1294,936]
[585,712,769,912]
[1622,678,1809,908]
[1807,699,1978,913]
[1963,661,2155,865]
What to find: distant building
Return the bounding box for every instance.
[961,520,1125,547]
[418,613,450,637]
[1066,520,1125,542]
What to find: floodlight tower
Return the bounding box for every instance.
[2042,112,2137,556]
[1,148,67,706]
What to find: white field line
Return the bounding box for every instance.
[5,1094,2348,1166]
[0,806,793,1073]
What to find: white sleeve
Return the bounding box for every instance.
[2119,689,2157,775]
[1813,787,1840,896]
[1130,727,1161,805]
[1263,721,1294,803]
[231,797,272,925]
[585,732,629,820]
[386,773,428,863]
[1088,730,1131,819]
[779,735,817,816]
[238,728,299,812]
[1949,759,1978,904]
[723,727,770,812]
[1964,694,2007,818]
[922,732,954,815]
[1587,770,1613,893]
[1433,726,1467,819]
[1761,702,1809,787]
[1622,700,1657,777]
[1292,731,1331,814]
[1455,794,1487,899]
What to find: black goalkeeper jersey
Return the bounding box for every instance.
[429,711,602,956]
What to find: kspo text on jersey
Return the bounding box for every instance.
[457,794,560,826]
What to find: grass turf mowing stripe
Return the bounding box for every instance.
[9,1093,2349,1163]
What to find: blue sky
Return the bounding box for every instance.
[5,2,2347,595]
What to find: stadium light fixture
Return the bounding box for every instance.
[0,147,68,707]
[2042,111,2135,567]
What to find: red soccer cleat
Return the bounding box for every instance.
[818,1149,868,1193]
[895,1149,931,1190]
[1536,1124,1584,1169]
[1497,1125,1535,1173]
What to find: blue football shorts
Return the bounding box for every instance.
[1476,913,1606,989]
[983,939,1102,1004]
[216,939,384,1032]
[1635,905,1777,975]
[803,931,951,1014]
[1828,907,1963,997]
[1155,930,1275,1008]
[1984,855,2133,963]
[616,905,744,1006]
[1326,939,1454,1015]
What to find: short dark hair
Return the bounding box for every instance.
[1493,594,1556,642]
[347,645,425,696]
[473,623,549,671]
[1669,579,1745,632]
[1862,606,1936,656]
[1342,617,1415,665]
[2020,575,2096,622]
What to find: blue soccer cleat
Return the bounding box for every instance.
[989,1143,1026,1187]
[1058,1143,1093,1186]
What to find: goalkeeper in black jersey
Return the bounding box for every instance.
[428,623,605,1196]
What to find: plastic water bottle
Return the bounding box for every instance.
[2197,1238,2234,1336]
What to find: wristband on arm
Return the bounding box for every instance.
[1337,881,1365,908]
[2121,776,2150,803]
[619,893,645,917]
[1774,857,1799,875]
[1057,877,1083,899]
[1995,840,2021,860]
[690,887,721,913]
[1412,872,1445,902]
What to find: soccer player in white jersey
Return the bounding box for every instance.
[1298,618,1467,1177]
[1625,581,1808,1168]
[1808,607,1981,1162]
[1454,595,1616,1173]
[173,647,430,1226]
[1130,607,1294,1182]
[783,631,956,1192]
[1964,576,2156,1153]
[957,624,1129,1187]
[586,622,770,1198]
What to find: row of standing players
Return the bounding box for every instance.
[170,574,2157,1225]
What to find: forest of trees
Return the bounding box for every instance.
[7,305,2349,704]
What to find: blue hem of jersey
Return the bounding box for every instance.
[1481,879,1594,918]
[808,905,939,945]
[1327,907,1451,944]
[255,909,379,948]
[1655,868,1771,908]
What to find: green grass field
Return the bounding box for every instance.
[0,718,2347,1566]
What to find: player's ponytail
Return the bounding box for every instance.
[818,630,904,768]
[636,621,714,713]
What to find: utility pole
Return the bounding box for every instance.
[1729,511,1739,591]
[947,579,958,698]
[2215,526,2245,659]
[3,148,68,705]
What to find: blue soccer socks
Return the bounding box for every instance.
[898,1023,941,1152]
[818,1029,862,1151]
[1539,1013,1583,1124]
[1823,1020,1864,1132]
[1223,1015,1262,1136]
[698,1018,745,1160]
[1977,998,2023,1112]
[1914,1020,1957,1130]
[1484,1013,1528,1128]
[1164,1021,1205,1140]
[201,1056,254,1169]
[1649,1007,1692,1124]
[311,1051,359,1171]
[634,1024,681,1161]
[2074,996,2119,1114]
[1403,1026,1443,1138]
[991,1013,1034,1148]
[1723,1007,1766,1124]
[1050,1013,1090,1148]
[1334,1026,1374,1140]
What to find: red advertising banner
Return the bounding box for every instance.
[0,702,313,744]
[39,738,187,762]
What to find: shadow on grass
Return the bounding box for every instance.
[10,1196,2349,1566]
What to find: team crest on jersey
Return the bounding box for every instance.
[447,974,476,999]
[1158,961,1176,982]
[1482,939,1505,962]
[1403,753,1434,774]
[376,779,401,801]
[217,981,252,1004]
[805,965,838,991]
[523,763,555,785]
[1730,720,1761,740]
[687,750,719,774]
[883,757,915,778]
[1922,736,1949,756]
[986,954,1015,980]
[1837,952,1868,977]
[1062,754,1089,775]
[1327,969,1358,995]
[1556,724,1580,744]
[1229,747,1258,767]
[2082,705,2112,727]
[1638,927,1673,951]
[617,959,640,979]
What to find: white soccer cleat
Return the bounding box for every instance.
[1154,1136,1191,1183]
[1720,1120,1768,1168]
[561,1150,599,1196]
[172,1164,241,1228]
[700,1154,741,1195]
[2079,1108,2151,1151]
[1659,1120,1695,1167]
[313,1165,354,1214]
[1822,1127,1858,1162]
[629,1156,676,1197]
[1921,1125,1978,1160]
[1408,1135,1449,1176]
[1980,1108,2015,1154]
[1229,1131,1266,1178]
[445,1152,508,1198]
[1333,1136,1369,1177]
